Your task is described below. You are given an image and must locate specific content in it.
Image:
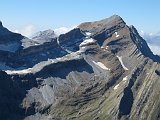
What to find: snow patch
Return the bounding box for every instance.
[57,37,73,54]
[57,38,60,45]
[79,38,96,47]
[34,43,39,46]
[114,76,128,90]
[5,68,32,75]
[114,84,120,90]
[85,32,91,36]
[48,51,81,64]
[116,56,129,70]
[101,46,109,51]
[105,46,109,49]
[115,32,120,38]
[79,46,89,52]
[63,47,72,53]
[92,61,110,70]
[122,76,128,82]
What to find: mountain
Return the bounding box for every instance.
[0,15,160,120]
[0,23,67,69]
[32,29,56,44]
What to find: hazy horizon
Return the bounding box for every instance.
[1,0,160,55]
[1,0,160,37]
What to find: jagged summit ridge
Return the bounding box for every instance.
[31,29,56,44]
[32,29,55,39]
[78,15,125,32]
[0,15,159,120]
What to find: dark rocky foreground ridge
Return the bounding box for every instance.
[0,15,160,120]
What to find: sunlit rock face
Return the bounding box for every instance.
[0,15,160,120]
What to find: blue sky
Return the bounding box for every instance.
[0,0,160,35]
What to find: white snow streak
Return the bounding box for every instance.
[101,46,109,51]
[105,46,109,49]
[122,76,128,82]
[114,84,120,90]
[116,56,129,70]
[92,61,110,70]
[79,38,96,47]
[57,38,60,45]
[113,76,128,90]
[115,32,120,38]
[5,68,32,74]
[85,32,92,36]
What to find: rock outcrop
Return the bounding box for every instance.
[32,29,56,44]
[0,15,160,120]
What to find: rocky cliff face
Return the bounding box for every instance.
[0,15,160,120]
[32,29,56,44]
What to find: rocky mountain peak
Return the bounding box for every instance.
[0,16,160,120]
[78,15,125,33]
[0,21,25,48]
[100,14,125,24]
[32,29,55,39]
[31,29,56,44]
[129,25,160,62]
[32,29,55,40]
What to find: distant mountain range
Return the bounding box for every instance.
[0,15,160,120]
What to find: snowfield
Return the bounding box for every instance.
[114,84,120,90]
[92,61,110,70]
[115,32,120,38]
[5,68,32,74]
[57,38,60,45]
[116,56,129,70]
[105,46,109,49]
[79,38,96,47]
[101,46,109,51]
[85,32,92,36]
[123,76,128,82]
